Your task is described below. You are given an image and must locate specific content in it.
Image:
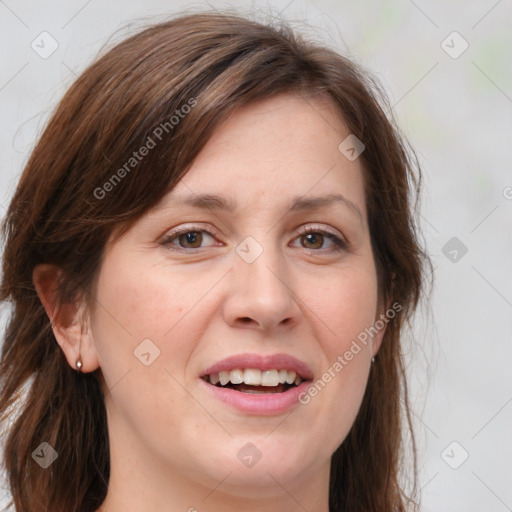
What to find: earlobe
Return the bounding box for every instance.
[371,323,386,359]
[371,297,392,358]
[32,264,100,373]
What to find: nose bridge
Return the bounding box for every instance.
[237,234,291,300]
[225,233,300,329]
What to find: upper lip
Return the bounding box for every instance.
[201,353,314,380]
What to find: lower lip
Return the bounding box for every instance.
[200,379,311,416]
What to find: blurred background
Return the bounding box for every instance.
[0,1,511,510]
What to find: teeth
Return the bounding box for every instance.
[229,369,244,384]
[207,368,304,387]
[244,369,262,385]
[285,371,296,385]
[219,371,230,386]
[261,369,279,387]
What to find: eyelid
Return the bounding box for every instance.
[161,222,349,252]
[294,224,349,252]
[163,222,219,238]
[295,223,345,241]
[160,223,221,249]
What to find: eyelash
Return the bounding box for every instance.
[161,224,348,253]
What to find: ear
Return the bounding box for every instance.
[32,263,100,373]
[371,297,392,358]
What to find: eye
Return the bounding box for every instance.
[162,225,219,251]
[292,226,348,253]
[161,224,348,253]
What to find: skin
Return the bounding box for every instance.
[34,94,387,512]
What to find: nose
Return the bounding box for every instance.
[222,240,301,333]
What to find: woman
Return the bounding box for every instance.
[0,11,429,512]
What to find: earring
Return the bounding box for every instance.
[76,357,83,373]
[371,356,375,363]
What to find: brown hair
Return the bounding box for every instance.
[0,11,429,512]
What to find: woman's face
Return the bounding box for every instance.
[87,94,384,497]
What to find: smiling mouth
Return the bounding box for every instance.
[202,368,305,394]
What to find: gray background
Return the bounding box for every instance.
[1,1,511,510]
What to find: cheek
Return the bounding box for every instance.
[89,251,219,384]
[89,254,213,444]
[301,263,377,449]
[311,263,379,356]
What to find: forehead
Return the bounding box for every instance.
[165,93,367,221]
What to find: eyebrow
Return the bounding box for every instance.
[167,192,363,222]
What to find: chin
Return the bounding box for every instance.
[195,435,322,490]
